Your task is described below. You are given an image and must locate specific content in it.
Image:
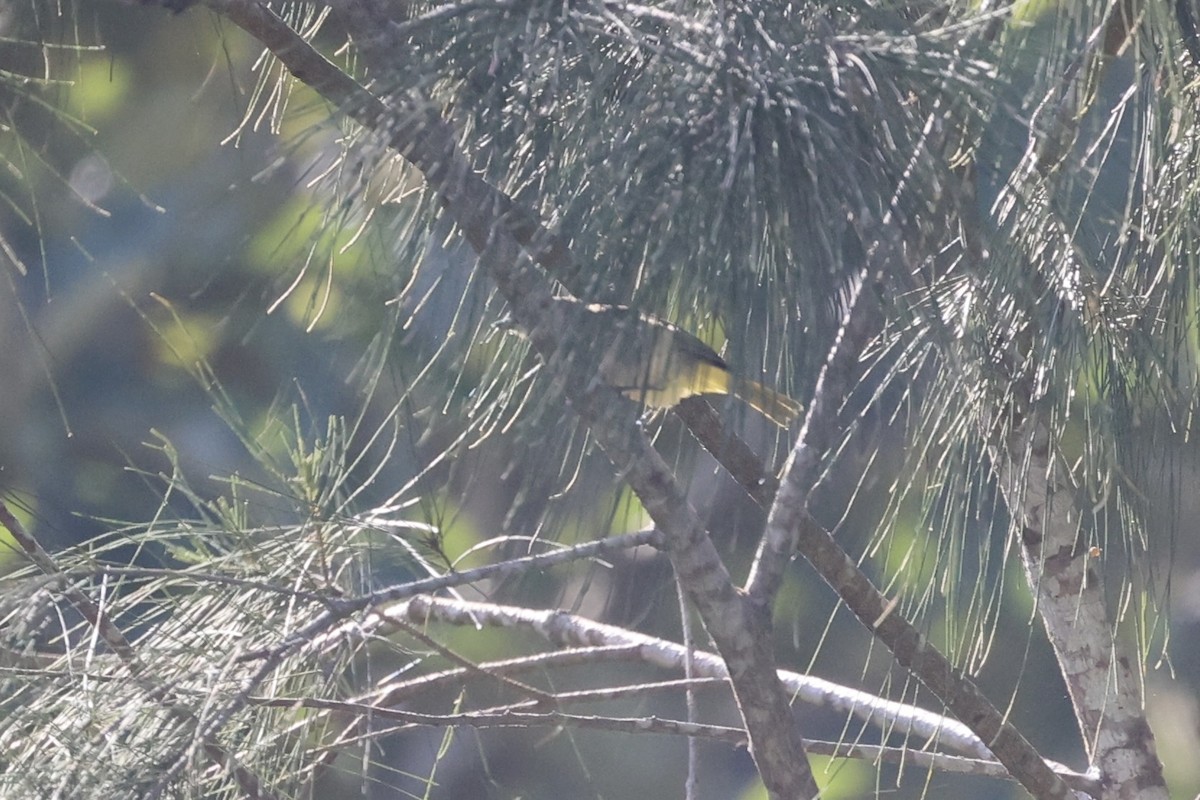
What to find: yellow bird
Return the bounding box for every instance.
[523,298,802,427]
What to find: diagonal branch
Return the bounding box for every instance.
[745,267,877,603]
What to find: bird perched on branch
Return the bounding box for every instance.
[505,297,802,427]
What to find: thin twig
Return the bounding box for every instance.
[303,695,1097,793]
[390,617,558,706]
[237,528,659,660]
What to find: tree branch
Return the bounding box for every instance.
[745,267,876,603]
[997,414,1166,799]
[329,594,995,759]
[353,595,1098,793]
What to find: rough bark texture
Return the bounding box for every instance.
[998,417,1167,800]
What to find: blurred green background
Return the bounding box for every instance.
[1,4,1199,799]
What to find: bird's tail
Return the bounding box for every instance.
[733,379,803,427]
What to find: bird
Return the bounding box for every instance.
[509,297,803,427]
